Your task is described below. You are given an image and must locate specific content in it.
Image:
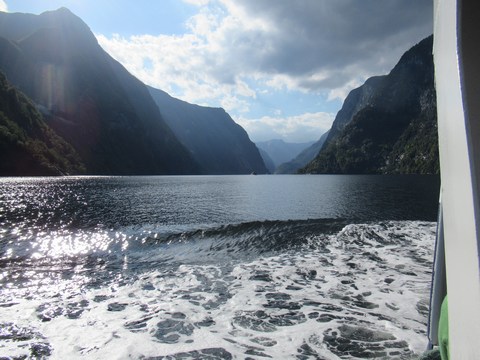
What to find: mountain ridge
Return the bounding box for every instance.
[0,8,200,175]
[148,86,268,175]
[0,8,268,175]
[301,36,438,175]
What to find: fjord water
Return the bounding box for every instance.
[0,175,439,359]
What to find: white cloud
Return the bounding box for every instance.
[327,78,363,102]
[182,0,211,6]
[97,0,432,141]
[236,112,335,143]
[97,20,258,114]
[98,0,432,96]
[0,0,8,12]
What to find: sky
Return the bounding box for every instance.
[2,0,433,143]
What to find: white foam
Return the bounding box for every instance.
[0,221,436,359]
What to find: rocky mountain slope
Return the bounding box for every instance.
[301,36,438,174]
[0,8,268,175]
[0,72,84,175]
[148,87,267,175]
[0,8,199,175]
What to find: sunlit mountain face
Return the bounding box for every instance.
[0,8,199,175]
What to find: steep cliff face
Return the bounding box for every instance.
[301,36,438,174]
[258,148,276,173]
[148,87,267,175]
[0,8,199,175]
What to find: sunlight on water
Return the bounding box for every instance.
[30,231,115,259]
[0,176,439,359]
[0,220,435,359]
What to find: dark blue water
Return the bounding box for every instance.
[0,174,439,229]
[0,175,439,359]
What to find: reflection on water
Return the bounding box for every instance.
[0,175,439,358]
[0,175,440,230]
[0,174,439,269]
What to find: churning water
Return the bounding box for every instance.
[0,175,440,359]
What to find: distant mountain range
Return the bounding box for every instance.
[0,8,267,175]
[255,139,314,173]
[301,36,438,175]
[275,131,329,174]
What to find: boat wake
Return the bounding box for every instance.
[0,220,435,359]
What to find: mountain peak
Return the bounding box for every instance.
[54,7,73,14]
[41,7,80,20]
[0,9,200,175]
[40,7,92,35]
[0,6,94,46]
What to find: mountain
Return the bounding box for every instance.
[256,139,314,169]
[257,148,276,173]
[0,72,84,175]
[301,36,438,174]
[0,8,199,175]
[147,87,267,175]
[275,131,329,174]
